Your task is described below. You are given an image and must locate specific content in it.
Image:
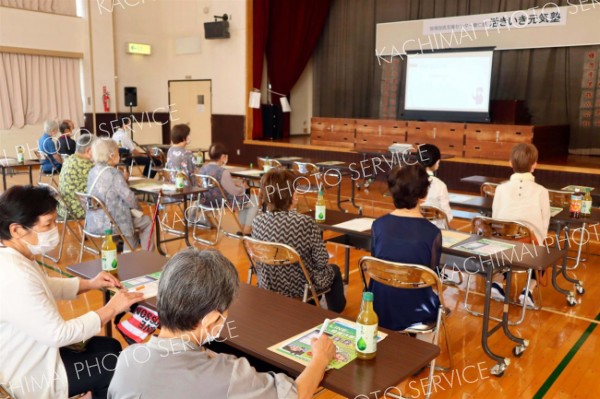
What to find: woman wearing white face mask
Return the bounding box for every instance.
[0,185,144,399]
[108,248,336,399]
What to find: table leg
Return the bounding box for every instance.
[28,165,33,186]
[154,204,167,256]
[2,167,6,191]
[501,268,526,346]
[349,174,362,215]
[104,290,112,337]
[551,223,578,305]
[336,175,346,213]
[343,245,350,285]
[480,262,505,365]
[183,196,192,247]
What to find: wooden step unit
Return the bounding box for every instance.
[310,117,569,160]
[355,119,406,150]
[310,117,355,148]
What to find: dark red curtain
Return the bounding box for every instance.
[264,0,332,137]
[251,0,269,139]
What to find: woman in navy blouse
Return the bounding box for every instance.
[370,164,442,331]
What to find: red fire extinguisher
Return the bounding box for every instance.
[102,85,110,112]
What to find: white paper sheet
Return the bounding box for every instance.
[550,206,563,217]
[332,218,375,232]
[448,193,477,203]
[441,230,472,248]
[233,169,263,177]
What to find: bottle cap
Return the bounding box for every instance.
[105,229,113,235]
[362,292,374,301]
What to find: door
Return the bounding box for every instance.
[168,80,212,148]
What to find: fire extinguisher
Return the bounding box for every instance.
[102,85,110,112]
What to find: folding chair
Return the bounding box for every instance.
[291,161,332,212]
[75,192,136,261]
[34,149,59,186]
[465,216,541,325]
[242,236,330,306]
[419,204,465,287]
[37,183,88,263]
[480,182,499,198]
[359,256,452,399]
[257,157,282,170]
[420,204,450,230]
[548,189,589,268]
[147,147,167,179]
[192,174,244,245]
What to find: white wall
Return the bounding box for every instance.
[113,0,247,115]
[290,60,313,135]
[0,7,85,53]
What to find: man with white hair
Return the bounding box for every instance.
[38,119,63,173]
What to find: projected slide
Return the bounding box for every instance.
[404,50,494,115]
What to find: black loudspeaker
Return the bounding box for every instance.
[262,104,283,140]
[124,87,137,107]
[204,21,230,39]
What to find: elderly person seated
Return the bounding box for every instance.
[165,124,196,186]
[108,248,335,399]
[251,169,346,312]
[38,119,63,173]
[58,134,95,220]
[370,164,442,331]
[199,143,259,235]
[57,121,77,156]
[86,138,154,250]
[0,185,142,399]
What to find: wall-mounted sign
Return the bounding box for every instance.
[127,43,152,55]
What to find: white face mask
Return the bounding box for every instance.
[24,227,60,255]
[201,313,226,345]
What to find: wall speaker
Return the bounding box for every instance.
[124,87,137,107]
[204,21,230,39]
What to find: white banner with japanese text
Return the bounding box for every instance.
[422,5,567,35]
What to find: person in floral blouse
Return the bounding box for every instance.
[58,134,95,219]
[165,124,196,186]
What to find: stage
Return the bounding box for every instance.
[240,135,600,193]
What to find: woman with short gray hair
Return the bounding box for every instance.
[85,138,153,250]
[108,248,336,399]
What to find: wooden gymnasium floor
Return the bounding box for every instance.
[12,167,600,399]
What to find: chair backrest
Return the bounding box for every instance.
[420,204,450,230]
[292,161,320,175]
[75,191,135,250]
[548,189,572,208]
[149,147,167,165]
[194,174,229,207]
[480,182,499,198]
[32,149,44,161]
[292,161,322,191]
[242,236,320,304]
[359,256,444,305]
[257,157,282,169]
[471,216,533,242]
[38,182,77,221]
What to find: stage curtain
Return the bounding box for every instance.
[251,0,269,139]
[0,0,76,16]
[314,0,598,151]
[0,53,83,129]
[265,0,332,137]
